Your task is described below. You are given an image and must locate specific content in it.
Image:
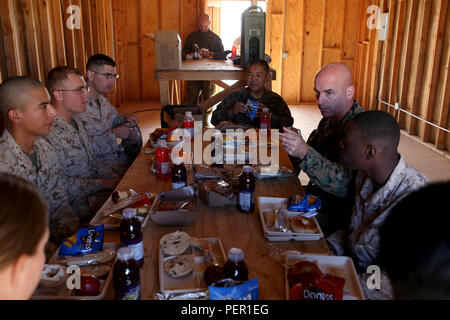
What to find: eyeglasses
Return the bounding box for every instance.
[89,69,119,80]
[55,86,90,94]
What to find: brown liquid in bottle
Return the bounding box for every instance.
[222,247,248,281]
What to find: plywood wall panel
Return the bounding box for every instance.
[141,0,159,100]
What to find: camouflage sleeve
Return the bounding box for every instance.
[299,147,353,197]
[211,91,242,125]
[268,96,294,128]
[212,34,224,53]
[89,160,122,179]
[65,176,104,202]
[87,130,119,158]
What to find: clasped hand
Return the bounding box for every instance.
[279,126,310,159]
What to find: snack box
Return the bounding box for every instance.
[90,191,156,230]
[31,243,118,300]
[150,185,198,226]
[258,197,324,241]
[198,180,237,207]
[284,252,365,300]
[159,237,227,295]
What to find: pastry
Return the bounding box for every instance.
[39,264,66,288]
[290,216,317,234]
[164,254,195,278]
[160,231,191,256]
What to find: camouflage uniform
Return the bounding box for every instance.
[182,30,224,105]
[211,87,294,129]
[0,130,80,243]
[75,95,131,174]
[327,156,429,299]
[294,100,365,235]
[44,116,121,220]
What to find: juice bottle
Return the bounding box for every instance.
[222,247,248,281]
[171,161,187,190]
[113,247,141,300]
[203,244,224,286]
[260,107,271,137]
[183,111,195,141]
[120,208,144,267]
[231,45,237,59]
[155,139,170,180]
[237,165,256,213]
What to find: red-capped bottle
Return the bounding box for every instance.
[156,139,170,180]
[113,247,141,300]
[120,208,144,267]
[222,247,248,281]
[237,166,256,213]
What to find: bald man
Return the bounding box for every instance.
[327,111,429,299]
[280,63,365,236]
[182,13,224,105]
[0,76,80,250]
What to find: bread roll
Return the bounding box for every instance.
[164,254,195,278]
[160,231,191,256]
[290,216,317,234]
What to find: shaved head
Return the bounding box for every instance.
[198,13,210,32]
[315,63,353,88]
[0,76,46,122]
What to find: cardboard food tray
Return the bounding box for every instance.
[284,252,365,300]
[258,197,324,241]
[32,243,118,300]
[150,185,198,226]
[159,238,227,295]
[89,193,154,230]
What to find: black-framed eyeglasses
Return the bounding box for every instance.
[89,69,119,80]
[55,86,90,94]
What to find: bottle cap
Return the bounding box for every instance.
[228,248,244,262]
[122,208,136,219]
[117,247,134,261]
[262,107,269,113]
[243,165,253,173]
[185,111,192,117]
[159,139,167,148]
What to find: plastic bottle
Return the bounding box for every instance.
[203,245,224,286]
[237,165,256,213]
[113,247,141,300]
[260,107,271,137]
[183,111,195,141]
[120,208,144,267]
[171,161,187,190]
[222,247,248,281]
[155,139,170,180]
[193,44,200,60]
[231,45,237,59]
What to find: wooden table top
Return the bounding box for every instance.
[104,133,330,300]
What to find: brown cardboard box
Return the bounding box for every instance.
[198,180,237,207]
[155,30,182,69]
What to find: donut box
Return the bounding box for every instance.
[257,197,324,241]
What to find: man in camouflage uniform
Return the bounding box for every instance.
[76,54,138,174]
[211,59,293,129]
[182,13,224,105]
[44,67,121,221]
[280,63,365,236]
[0,76,79,250]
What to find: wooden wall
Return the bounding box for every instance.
[0,0,117,103]
[353,0,450,152]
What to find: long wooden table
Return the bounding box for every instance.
[104,133,330,300]
[154,59,276,114]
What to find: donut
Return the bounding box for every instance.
[39,264,66,288]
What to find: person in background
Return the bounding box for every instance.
[76,54,139,174]
[379,181,450,299]
[280,62,365,236]
[182,13,224,105]
[211,59,293,129]
[327,110,429,299]
[0,173,49,299]
[44,66,121,221]
[0,76,79,250]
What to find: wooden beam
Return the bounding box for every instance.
[22,0,44,81]
[50,0,67,66]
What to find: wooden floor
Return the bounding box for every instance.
[118,102,450,184]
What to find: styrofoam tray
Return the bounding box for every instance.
[258,197,324,241]
[89,193,156,229]
[31,243,118,300]
[284,252,365,300]
[159,238,226,295]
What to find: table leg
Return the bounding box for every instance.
[159,80,170,107]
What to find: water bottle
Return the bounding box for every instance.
[113,247,141,300]
[260,107,271,137]
[155,139,170,180]
[237,166,256,213]
[183,111,195,141]
[193,44,200,60]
